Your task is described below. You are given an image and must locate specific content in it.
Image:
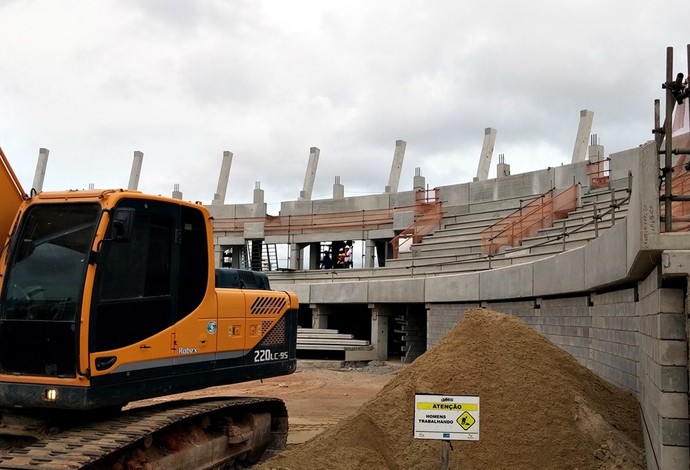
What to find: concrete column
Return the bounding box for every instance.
[496,153,510,179]
[364,239,376,268]
[212,151,233,205]
[369,304,389,361]
[474,128,497,182]
[375,240,390,267]
[128,151,144,190]
[385,140,406,193]
[571,109,594,163]
[214,245,223,268]
[219,245,243,268]
[299,147,320,201]
[589,144,605,162]
[289,243,302,270]
[230,246,243,268]
[588,134,604,163]
[32,148,49,192]
[310,305,328,329]
[333,176,344,199]
[172,183,182,200]
[253,181,264,204]
[413,167,425,191]
[309,242,321,270]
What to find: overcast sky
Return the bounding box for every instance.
[1,1,688,212]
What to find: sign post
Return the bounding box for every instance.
[440,440,451,470]
[413,393,480,469]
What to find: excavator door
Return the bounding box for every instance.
[0,147,26,246]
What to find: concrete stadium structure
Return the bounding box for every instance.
[208,132,689,468]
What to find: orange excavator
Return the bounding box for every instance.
[0,147,298,469]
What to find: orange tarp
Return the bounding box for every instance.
[481,185,578,255]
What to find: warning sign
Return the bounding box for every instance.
[457,411,475,430]
[413,394,479,441]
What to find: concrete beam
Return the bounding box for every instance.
[571,110,594,163]
[475,128,497,181]
[212,151,233,205]
[299,147,320,201]
[32,148,49,192]
[386,140,406,193]
[128,151,144,190]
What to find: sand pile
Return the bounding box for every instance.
[260,308,644,470]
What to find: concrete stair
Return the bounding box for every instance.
[386,183,631,271]
[296,327,376,361]
[296,327,370,350]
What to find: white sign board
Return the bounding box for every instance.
[413,394,480,441]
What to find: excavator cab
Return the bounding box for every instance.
[0,187,298,411]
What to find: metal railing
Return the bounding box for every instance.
[661,162,690,231]
[389,189,443,258]
[480,184,579,255]
[492,174,632,259]
[587,158,611,189]
[214,208,396,235]
[213,189,443,238]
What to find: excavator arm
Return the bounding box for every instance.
[0,147,26,247]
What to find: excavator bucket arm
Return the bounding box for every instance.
[0,147,26,247]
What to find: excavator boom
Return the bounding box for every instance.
[0,147,26,248]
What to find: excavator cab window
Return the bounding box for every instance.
[0,203,100,377]
[89,199,208,352]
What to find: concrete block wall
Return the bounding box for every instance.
[426,303,480,347]
[589,288,639,392]
[483,300,540,331]
[401,309,426,363]
[636,269,688,470]
[537,296,593,366]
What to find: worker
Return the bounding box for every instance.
[343,246,352,268]
[321,252,333,269]
[336,248,345,268]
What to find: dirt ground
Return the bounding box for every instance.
[222,359,401,446]
[132,359,402,446]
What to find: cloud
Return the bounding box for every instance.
[0,0,688,208]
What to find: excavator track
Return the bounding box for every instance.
[0,397,288,470]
